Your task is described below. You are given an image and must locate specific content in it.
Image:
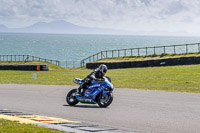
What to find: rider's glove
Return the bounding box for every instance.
[96,78,105,83]
[85,78,91,83]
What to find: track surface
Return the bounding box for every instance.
[0,84,200,133]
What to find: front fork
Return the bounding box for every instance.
[103,91,111,97]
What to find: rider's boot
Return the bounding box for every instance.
[77,86,82,96]
[81,88,86,96]
[79,83,86,96]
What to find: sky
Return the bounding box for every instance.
[1,0,200,36]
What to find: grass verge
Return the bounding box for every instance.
[0,61,200,93]
[0,119,64,133]
[95,52,200,62]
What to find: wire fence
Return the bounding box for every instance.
[81,43,200,67]
[59,61,82,68]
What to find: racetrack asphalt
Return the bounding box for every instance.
[0,84,200,133]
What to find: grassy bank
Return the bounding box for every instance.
[96,52,200,62]
[0,61,200,93]
[0,119,64,133]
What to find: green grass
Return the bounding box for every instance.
[0,61,89,86]
[0,61,200,93]
[108,65,200,93]
[0,119,65,133]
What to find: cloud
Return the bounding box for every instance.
[1,0,200,35]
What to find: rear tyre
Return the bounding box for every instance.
[66,89,79,105]
[97,92,113,108]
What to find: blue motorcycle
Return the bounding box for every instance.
[66,77,114,108]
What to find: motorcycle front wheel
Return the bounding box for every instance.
[66,89,79,105]
[97,92,113,108]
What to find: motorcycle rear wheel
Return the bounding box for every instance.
[66,89,79,105]
[97,92,113,108]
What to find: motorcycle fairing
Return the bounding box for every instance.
[73,78,84,85]
[75,77,114,104]
[76,81,108,103]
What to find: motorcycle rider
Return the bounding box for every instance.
[78,64,108,95]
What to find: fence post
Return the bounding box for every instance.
[146,47,148,56]
[198,43,200,53]
[138,48,140,56]
[83,60,85,67]
[106,51,107,58]
[93,55,95,62]
[112,50,114,58]
[164,46,166,54]
[118,50,120,57]
[154,47,156,55]
[186,44,188,53]
[101,51,103,59]
[131,49,133,56]
[174,45,176,54]
[124,49,126,57]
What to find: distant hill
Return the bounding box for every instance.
[0,20,128,35]
[0,21,194,36]
[0,24,8,30]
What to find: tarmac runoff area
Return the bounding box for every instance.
[0,109,128,133]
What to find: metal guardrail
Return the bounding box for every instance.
[0,55,60,65]
[81,43,200,67]
[1,43,200,68]
[0,55,82,68]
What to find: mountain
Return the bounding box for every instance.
[0,24,8,31]
[0,20,128,35]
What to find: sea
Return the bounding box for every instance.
[1,33,200,67]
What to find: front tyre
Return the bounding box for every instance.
[66,89,79,105]
[97,92,113,108]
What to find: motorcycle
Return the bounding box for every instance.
[66,77,114,108]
